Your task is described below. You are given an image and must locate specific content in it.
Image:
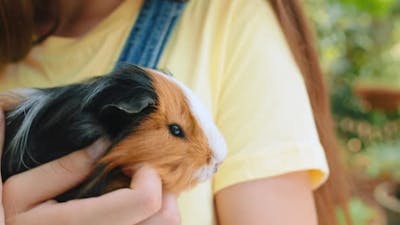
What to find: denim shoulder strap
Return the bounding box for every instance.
[115,0,187,69]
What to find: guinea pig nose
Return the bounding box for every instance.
[213,166,218,173]
[213,162,221,173]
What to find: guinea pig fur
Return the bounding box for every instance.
[1,65,227,201]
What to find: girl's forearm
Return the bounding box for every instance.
[215,171,318,225]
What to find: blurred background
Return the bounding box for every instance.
[304,0,400,224]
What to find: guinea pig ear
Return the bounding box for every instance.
[101,95,155,115]
[98,95,156,137]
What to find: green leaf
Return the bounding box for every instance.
[336,0,396,16]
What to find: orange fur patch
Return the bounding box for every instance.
[99,70,213,193]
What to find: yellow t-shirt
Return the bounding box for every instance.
[0,0,329,224]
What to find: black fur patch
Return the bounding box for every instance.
[2,65,158,200]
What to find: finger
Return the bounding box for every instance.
[0,109,5,154]
[0,90,28,111]
[3,138,110,213]
[14,166,163,225]
[137,194,181,225]
[0,109,5,224]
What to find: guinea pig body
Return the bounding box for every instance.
[1,65,226,201]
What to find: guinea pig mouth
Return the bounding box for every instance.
[195,161,221,182]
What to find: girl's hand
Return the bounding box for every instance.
[0,109,5,224]
[0,108,180,225]
[136,194,181,225]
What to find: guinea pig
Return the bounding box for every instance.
[0,65,227,201]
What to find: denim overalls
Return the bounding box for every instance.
[116,0,187,69]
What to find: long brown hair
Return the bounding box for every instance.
[0,0,351,224]
[269,1,351,225]
[0,0,58,67]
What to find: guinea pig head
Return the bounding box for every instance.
[100,69,227,193]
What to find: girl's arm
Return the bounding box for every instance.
[216,171,318,225]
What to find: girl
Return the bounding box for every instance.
[0,0,350,224]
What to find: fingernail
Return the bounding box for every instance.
[86,138,111,160]
[0,110,5,127]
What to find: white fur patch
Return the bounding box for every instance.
[155,71,227,181]
[6,89,47,170]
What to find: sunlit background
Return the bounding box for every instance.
[304,0,400,224]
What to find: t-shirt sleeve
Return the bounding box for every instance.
[212,0,329,193]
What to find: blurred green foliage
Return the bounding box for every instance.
[364,141,400,181]
[305,1,400,223]
[336,0,397,16]
[305,0,400,144]
[337,197,379,225]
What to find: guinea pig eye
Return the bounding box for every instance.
[168,123,185,138]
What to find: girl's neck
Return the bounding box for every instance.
[55,0,123,37]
